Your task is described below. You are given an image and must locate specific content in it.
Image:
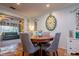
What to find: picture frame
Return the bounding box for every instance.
[45,14,57,31]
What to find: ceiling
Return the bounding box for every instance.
[0,3,75,17]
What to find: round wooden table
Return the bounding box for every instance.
[31,36,53,43]
[31,36,53,56]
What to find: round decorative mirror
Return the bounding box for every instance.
[46,14,57,31]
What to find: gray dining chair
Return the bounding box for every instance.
[42,33,61,56]
[20,33,40,56]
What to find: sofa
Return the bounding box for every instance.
[2,32,19,41]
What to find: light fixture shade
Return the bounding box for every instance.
[46,4,50,8]
[16,3,20,5]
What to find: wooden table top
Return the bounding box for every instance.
[31,35,53,39]
[31,36,53,43]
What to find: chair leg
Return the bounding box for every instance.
[54,51,57,56]
[53,52,55,56]
[22,51,24,56]
[56,50,58,56]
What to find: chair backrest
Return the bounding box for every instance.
[47,33,61,51]
[20,33,35,53]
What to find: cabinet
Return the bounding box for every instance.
[67,39,79,55]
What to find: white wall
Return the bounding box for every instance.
[37,4,79,49]
[23,17,28,32]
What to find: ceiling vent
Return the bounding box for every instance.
[10,6,16,10]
